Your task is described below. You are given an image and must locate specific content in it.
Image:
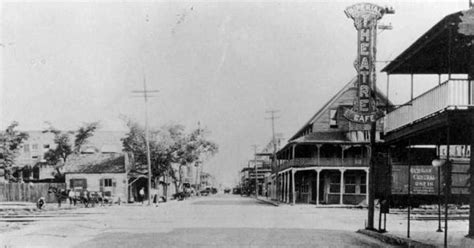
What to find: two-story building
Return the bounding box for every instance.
[381,7,474,235]
[275,77,390,205]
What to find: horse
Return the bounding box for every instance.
[47,186,69,208]
[48,186,89,208]
[69,190,90,207]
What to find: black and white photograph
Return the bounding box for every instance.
[0,0,473,247]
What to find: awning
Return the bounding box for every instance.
[382,8,474,75]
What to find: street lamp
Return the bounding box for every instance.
[432,158,444,233]
[432,157,450,247]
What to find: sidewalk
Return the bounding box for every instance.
[356,213,474,248]
[255,196,279,206]
[252,198,474,247]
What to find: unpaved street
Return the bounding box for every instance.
[0,194,399,248]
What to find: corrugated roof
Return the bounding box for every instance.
[65,153,126,174]
[382,9,473,74]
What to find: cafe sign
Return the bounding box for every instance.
[343,3,385,123]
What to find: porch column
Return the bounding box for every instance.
[315,169,320,206]
[282,172,285,202]
[340,169,345,205]
[285,172,289,203]
[286,172,290,203]
[365,168,369,203]
[292,169,296,205]
[468,36,474,237]
[280,173,284,202]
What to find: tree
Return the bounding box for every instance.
[74,121,100,153]
[172,127,219,192]
[0,121,29,180]
[122,120,219,194]
[44,122,99,180]
[122,121,182,180]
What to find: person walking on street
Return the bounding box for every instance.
[139,187,145,204]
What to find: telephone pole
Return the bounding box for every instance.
[132,74,158,206]
[265,110,280,200]
[252,144,258,198]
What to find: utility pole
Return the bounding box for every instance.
[132,74,158,206]
[252,144,258,198]
[265,110,280,200]
[195,122,202,192]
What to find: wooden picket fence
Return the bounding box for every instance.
[0,182,66,203]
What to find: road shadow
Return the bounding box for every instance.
[77,227,400,248]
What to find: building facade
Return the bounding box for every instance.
[275,77,390,205]
[65,153,130,203]
[380,7,474,235]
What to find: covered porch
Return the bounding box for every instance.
[277,166,368,206]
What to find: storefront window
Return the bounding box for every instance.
[345,175,356,193]
[329,174,340,193]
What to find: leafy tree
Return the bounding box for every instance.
[43,122,99,179]
[172,127,218,191]
[122,120,218,193]
[0,121,29,180]
[74,122,100,152]
[122,121,182,180]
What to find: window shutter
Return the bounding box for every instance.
[70,179,74,189]
[99,179,104,192]
[112,178,117,194]
[83,179,87,190]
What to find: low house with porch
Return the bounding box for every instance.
[64,153,130,203]
[276,77,391,205]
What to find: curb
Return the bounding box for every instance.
[357,229,436,248]
[255,197,279,207]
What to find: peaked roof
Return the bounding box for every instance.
[65,153,127,174]
[289,77,391,141]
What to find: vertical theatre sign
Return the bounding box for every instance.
[344,3,385,123]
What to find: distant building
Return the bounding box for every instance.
[241,159,272,196]
[64,153,130,203]
[13,131,126,181]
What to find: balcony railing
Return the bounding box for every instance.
[278,157,369,171]
[385,79,473,133]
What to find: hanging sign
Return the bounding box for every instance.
[343,3,385,123]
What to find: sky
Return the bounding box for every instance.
[0,0,470,186]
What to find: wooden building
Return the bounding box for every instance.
[275,77,390,205]
[382,7,474,235]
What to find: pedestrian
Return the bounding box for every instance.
[139,187,145,204]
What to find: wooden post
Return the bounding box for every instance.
[339,169,345,205]
[365,169,369,203]
[469,116,474,237]
[468,37,474,237]
[444,126,451,248]
[316,169,320,206]
[367,121,376,230]
[408,140,412,238]
[292,169,296,205]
